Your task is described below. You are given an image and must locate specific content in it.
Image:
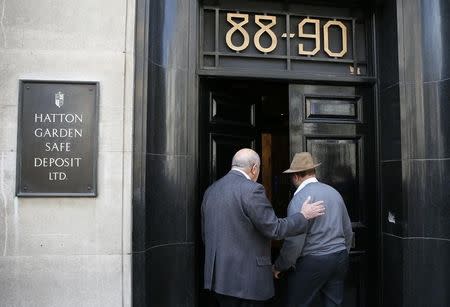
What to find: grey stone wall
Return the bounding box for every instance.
[0,0,135,306]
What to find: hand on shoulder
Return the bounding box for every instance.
[300,196,325,220]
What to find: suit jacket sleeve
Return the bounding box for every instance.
[200,188,209,243]
[201,200,205,243]
[274,193,309,271]
[242,183,308,240]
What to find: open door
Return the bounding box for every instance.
[199,79,262,306]
[200,79,288,188]
[200,80,261,185]
[199,79,293,306]
[289,84,377,307]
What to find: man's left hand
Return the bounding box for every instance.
[300,196,325,220]
[272,265,281,279]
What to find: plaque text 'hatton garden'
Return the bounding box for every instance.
[17,81,99,197]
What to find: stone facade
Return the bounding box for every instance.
[0,0,135,306]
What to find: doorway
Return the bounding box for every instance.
[199,78,377,307]
[199,78,290,204]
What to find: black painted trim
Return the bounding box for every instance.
[371,9,383,307]
[198,68,377,84]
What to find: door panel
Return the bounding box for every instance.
[202,82,260,184]
[306,137,362,221]
[200,80,292,307]
[209,133,256,182]
[209,93,256,127]
[289,84,376,307]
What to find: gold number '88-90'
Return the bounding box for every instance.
[225,13,348,58]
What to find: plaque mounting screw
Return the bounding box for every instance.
[23,186,28,190]
[26,86,30,90]
[87,186,91,190]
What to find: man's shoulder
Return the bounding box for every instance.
[209,171,257,191]
[301,182,344,203]
[293,182,342,201]
[303,181,337,193]
[240,178,262,194]
[287,192,306,215]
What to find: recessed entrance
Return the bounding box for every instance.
[199,78,377,306]
[199,78,290,200]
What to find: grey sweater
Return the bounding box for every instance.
[274,181,353,271]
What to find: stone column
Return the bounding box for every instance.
[379,0,450,306]
[133,0,199,306]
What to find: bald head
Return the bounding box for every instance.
[231,149,261,182]
[232,148,260,169]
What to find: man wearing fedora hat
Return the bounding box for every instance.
[273,152,353,307]
[201,148,326,307]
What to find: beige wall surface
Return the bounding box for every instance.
[0,0,135,306]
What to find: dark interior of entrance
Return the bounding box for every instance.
[199,78,376,306]
[200,78,290,211]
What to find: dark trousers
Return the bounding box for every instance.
[284,249,349,307]
[214,292,267,307]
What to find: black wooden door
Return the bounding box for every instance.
[201,81,260,185]
[289,84,377,307]
[199,81,261,306]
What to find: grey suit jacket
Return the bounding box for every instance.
[274,181,353,272]
[201,170,309,301]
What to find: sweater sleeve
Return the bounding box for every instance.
[274,233,306,271]
[341,199,353,252]
[274,194,310,271]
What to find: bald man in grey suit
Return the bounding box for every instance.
[201,148,325,307]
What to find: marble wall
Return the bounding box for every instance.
[378,0,450,306]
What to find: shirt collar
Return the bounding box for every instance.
[232,167,251,180]
[294,177,318,196]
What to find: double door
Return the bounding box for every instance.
[201,81,377,307]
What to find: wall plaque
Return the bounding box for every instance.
[16,80,99,197]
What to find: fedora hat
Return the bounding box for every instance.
[283,152,321,173]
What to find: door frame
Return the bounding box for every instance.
[132,0,383,304]
[197,76,382,307]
